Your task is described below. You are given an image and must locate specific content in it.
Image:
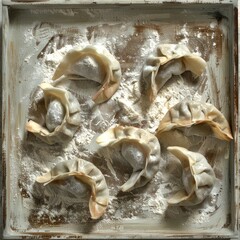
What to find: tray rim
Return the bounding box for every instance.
[1,0,238,7]
[1,1,239,239]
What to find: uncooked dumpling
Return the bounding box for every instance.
[156,100,233,144]
[26,82,81,145]
[52,45,122,104]
[96,125,161,192]
[43,176,91,206]
[167,146,215,206]
[46,99,65,132]
[142,44,206,102]
[36,158,109,219]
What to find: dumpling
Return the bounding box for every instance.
[52,45,122,104]
[96,125,161,192]
[156,100,233,145]
[167,146,215,206]
[142,44,206,102]
[42,176,91,206]
[36,158,109,219]
[26,82,81,145]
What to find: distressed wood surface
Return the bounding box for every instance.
[0,1,240,238]
[0,0,3,239]
[2,0,238,6]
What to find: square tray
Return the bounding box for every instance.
[2,0,239,239]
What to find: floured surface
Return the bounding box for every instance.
[3,6,234,237]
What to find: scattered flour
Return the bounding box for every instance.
[15,20,229,232]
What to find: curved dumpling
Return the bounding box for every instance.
[42,176,91,206]
[167,146,215,206]
[142,44,206,102]
[96,125,161,192]
[26,82,81,145]
[52,45,122,104]
[36,158,109,219]
[156,100,233,143]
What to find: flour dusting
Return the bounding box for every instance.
[14,17,230,233]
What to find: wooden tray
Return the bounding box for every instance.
[2,0,239,239]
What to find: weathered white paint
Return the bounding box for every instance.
[2,0,238,7]
[1,1,239,239]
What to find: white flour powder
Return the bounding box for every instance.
[18,20,229,230]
